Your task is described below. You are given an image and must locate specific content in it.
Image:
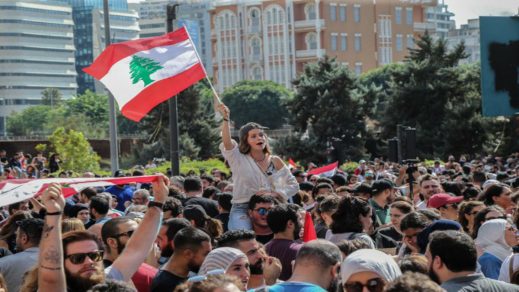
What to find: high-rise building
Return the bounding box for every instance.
[210,0,437,92]
[447,18,480,64]
[424,0,455,39]
[137,0,213,76]
[0,0,77,135]
[68,0,139,93]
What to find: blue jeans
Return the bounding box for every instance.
[228,203,252,231]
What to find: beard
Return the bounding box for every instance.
[161,244,174,258]
[327,277,340,292]
[65,265,105,292]
[249,258,264,275]
[188,260,202,274]
[428,263,441,284]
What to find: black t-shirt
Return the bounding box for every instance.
[215,213,229,232]
[374,226,402,248]
[256,233,274,245]
[151,270,187,292]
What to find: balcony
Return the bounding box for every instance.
[294,19,325,31]
[413,22,436,32]
[296,49,325,59]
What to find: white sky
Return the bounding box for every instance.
[129,0,519,28]
[444,0,517,27]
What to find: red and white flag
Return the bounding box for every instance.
[0,175,161,207]
[307,161,339,177]
[84,27,206,122]
[288,158,297,170]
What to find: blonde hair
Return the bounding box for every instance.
[62,218,86,233]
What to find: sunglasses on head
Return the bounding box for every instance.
[254,207,270,216]
[66,250,104,264]
[344,278,385,292]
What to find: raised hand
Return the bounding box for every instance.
[41,183,65,214]
[152,174,169,203]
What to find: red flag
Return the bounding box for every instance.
[303,211,317,242]
[307,161,339,177]
[288,158,297,169]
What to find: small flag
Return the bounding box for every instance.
[302,211,317,242]
[0,175,161,207]
[307,162,339,177]
[288,158,297,169]
[84,27,206,122]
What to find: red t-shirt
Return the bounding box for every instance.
[132,263,158,292]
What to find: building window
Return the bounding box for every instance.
[250,37,261,60]
[396,34,403,51]
[305,3,316,20]
[406,7,413,25]
[379,47,392,65]
[355,62,362,75]
[354,33,361,51]
[306,32,318,50]
[339,5,346,22]
[331,33,337,51]
[395,7,402,24]
[407,34,414,48]
[251,66,262,80]
[330,4,337,21]
[354,4,360,23]
[341,33,347,51]
[249,8,260,33]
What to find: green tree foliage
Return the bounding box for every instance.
[275,56,369,163]
[48,127,100,172]
[7,106,50,136]
[41,88,63,106]
[381,33,501,158]
[222,80,291,129]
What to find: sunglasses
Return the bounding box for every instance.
[254,208,270,216]
[114,230,134,238]
[66,250,104,264]
[343,278,385,292]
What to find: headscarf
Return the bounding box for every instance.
[417,219,462,253]
[198,247,248,275]
[341,249,401,284]
[475,219,513,261]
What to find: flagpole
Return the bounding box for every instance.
[103,0,119,174]
[167,4,180,176]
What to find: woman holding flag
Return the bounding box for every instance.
[217,104,299,231]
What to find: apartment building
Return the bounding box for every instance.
[447,18,480,64]
[210,0,437,92]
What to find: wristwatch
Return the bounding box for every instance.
[148,201,164,210]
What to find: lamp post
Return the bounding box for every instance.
[167,4,180,176]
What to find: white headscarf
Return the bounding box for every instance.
[198,247,248,275]
[475,219,513,261]
[341,249,402,284]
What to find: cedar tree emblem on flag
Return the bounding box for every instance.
[83,27,206,122]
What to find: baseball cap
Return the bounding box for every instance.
[427,193,464,209]
[371,179,395,195]
[183,204,209,221]
[353,184,372,194]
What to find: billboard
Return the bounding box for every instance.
[480,16,519,117]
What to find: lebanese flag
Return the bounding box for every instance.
[288,158,297,170]
[83,27,206,122]
[302,211,317,242]
[0,175,161,207]
[307,161,339,177]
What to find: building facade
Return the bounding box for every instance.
[447,18,480,64]
[137,0,213,76]
[0,0,77,135]
[424,0,455,39]
[68,0,139,93]
[210,0,438,92]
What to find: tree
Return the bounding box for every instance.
[381,33,499,158]
[48,127,100,172]
[41,88,62,106]
[130,55,163,86]
[222,80,291,129]
[6,105,51,136]
[276,56,367,164]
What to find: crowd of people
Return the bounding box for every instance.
[1,103,519,291]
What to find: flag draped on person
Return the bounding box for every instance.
[83,27,206,122]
